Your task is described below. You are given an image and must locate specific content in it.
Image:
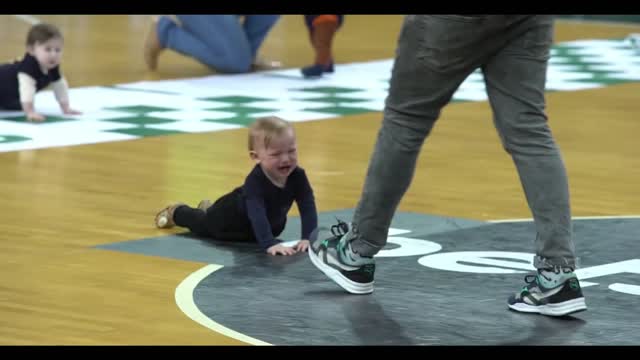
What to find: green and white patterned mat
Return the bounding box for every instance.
[1,38,638,153]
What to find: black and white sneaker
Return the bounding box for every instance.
[508,269,587,316]
[308,220,375,294]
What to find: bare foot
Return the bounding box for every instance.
[252,58,283,71]
[143,16,163,70]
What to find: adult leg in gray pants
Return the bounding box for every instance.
[308,15,587,316]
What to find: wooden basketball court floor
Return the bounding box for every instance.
[0,15,639,345]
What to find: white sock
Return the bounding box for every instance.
[539,267,575,288]
[341,238,374,266]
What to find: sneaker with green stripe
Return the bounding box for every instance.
[308,220,375,294]
[508,267,587,316]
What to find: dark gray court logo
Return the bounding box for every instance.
[98,210,640,345]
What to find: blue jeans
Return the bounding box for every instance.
[157,15,280,73]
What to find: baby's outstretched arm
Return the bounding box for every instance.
[267,243,297,256]
[294,240,310,252]
[52,77,81,115]
[18,72,45,122]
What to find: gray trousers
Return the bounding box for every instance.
[350,15,576,269]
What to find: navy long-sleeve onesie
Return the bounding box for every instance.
[0,53,61,110]
[174,164,318,251]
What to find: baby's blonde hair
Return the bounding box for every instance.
[26,23,63,47]
[248,116,293,151]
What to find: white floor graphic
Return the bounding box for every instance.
[1,39,638,153]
